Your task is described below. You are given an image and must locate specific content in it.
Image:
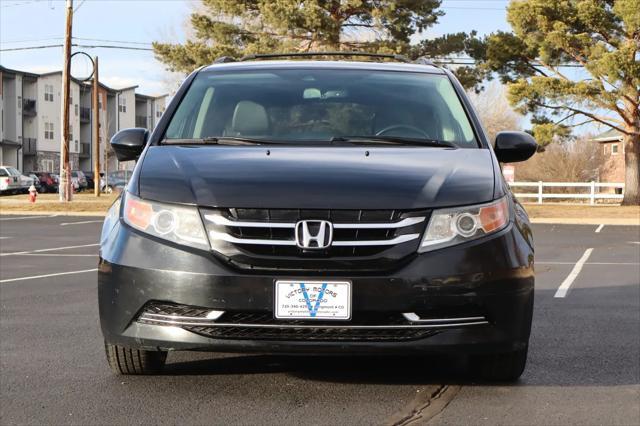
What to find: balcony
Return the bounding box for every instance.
[80,107,91,123]
[79,142,90,158]
[135,115,148,128]
[23,138,37,155]
[22,98,37,116]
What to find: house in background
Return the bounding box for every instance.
[0,65,166,174]
[592,129,625,193]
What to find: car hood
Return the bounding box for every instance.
[138,145,496,209]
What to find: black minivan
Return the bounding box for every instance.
[99,54,537,381]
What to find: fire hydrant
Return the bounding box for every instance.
[28,184,37,203]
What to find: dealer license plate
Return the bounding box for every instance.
[275,280,351,320]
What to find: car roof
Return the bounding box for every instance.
[200,60,446,75]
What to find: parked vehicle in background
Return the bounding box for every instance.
[29,172,58,193]
[102,170,131,193]
[28,174,42,193]
[83,171,95,190]
[19,173,36,193]
[0,166,22,195]
[72,170,88,191]
[70,176,80,192]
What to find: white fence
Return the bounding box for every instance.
[508,181,625,204]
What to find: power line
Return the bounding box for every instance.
[73,0,86,12]
[0,43,153,52]
[0,42,585,69]
[0,44,63,52]
[0,0,38,8]
[441,6,506,10]
[2,36,154,47]
[73,37,152,46]
[75,43,153,51]
[0,36,64,44]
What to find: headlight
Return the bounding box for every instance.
[419,196,509,252]
[122,192,209,250]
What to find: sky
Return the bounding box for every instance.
[0,0,513,95]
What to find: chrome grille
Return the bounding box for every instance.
[201,208,429,272]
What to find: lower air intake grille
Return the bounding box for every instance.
[180,325,439,341]
[137,303,488,342]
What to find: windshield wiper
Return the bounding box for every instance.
[162,136,277,146]
[330,136,456,148]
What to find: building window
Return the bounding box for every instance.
[75,104,78,116]
[611,143,619,155]
[98,93,103,109]
[18,96,22,110]
[75,140,79,152]
[43,159,54,172]
[44,122,54,140]
[69,125,73,142]
[156,110,162,118]
[118,96,126,113]
[44,84,54,102]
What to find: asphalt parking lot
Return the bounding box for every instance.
[1,215,638,425]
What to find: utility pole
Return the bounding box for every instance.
[59,0,73,202]
[92,56,100,197]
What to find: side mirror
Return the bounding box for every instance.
[494,131,537,163]
[110,128,148,161]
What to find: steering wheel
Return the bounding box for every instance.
[375,124,429,138]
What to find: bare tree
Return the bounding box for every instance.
[515,136,607,184]
[467,82,523,143]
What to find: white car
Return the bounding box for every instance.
[19,173,35,193]
[0,166,22,195]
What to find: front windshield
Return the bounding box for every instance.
[165,68,478,147]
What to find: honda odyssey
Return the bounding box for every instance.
[99,53,537,381]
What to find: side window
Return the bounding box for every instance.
[118,96,127,113]
[0,169,8,177]
[434,78,475,144]
[43,159,54,172]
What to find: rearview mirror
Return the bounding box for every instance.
[110,128,148,161]
[494,131,537,163]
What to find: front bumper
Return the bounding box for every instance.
[98,220,534,355]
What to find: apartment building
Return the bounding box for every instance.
[0,65,166,174]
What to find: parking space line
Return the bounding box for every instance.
[595,224,604,233]
[0,243,99,257]
[554,248,593,298]
[0,214,58,221]
[60,220,103,226]
[539,261,638,265]
[0,268,98,283]
[19,253,97,257]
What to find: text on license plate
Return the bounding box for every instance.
[275,280,351,320]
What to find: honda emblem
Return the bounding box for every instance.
[295,220,333,249]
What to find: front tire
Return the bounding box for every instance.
[104,342,167,375]
[471,345,528,382]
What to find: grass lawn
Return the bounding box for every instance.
[523,204,639,220]
[0,192,118,214]
[1,192,638,223]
